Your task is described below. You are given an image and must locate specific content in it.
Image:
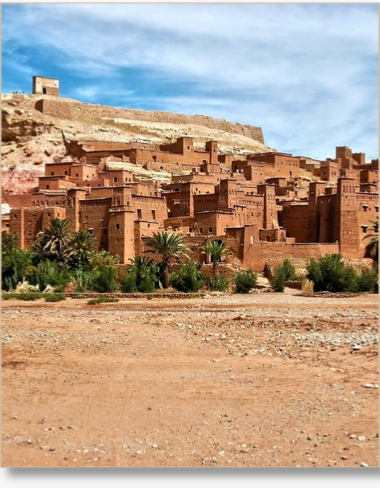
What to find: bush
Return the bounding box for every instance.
[120,272,138,293]
[356,267,378,292]
[25,261,73,292]
[72,268,93,293]
[271,266,286,292]
[2,292,45,301]
[209,275,230,292]
[121,256,159,293]
[87,297,120,305]
[234,269,258,293]
[137,276,156,293]
[44,294,66,302]
[306,254,360,293]
[88,266,119,293]
[281,258,299,281]
[170,261,206,293]
[2,294,17,300]
[2,248,33,291]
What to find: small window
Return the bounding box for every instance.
[51,171,54,176]
[46,185,50,190]
[88,228,94,235]
[103,229,107,235]
[116,224,120,230]
[48,212,51,217]
[116,238,119,243]
[14,214,17,219]
[64,171,68,176]
[362,225,368,233]
[209,227,213,233]
[137,209,142,220]
[114,177,117,182]
[57,213,60,217]
[76,174,79,177]
[151,210,156,220]
[199,228,203,234]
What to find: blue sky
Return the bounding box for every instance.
[2,2,378,161]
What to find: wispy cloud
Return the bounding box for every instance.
[2,3,378,160]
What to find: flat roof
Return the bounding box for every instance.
[33,75,59,80]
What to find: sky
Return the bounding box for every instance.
[1,2,378,161]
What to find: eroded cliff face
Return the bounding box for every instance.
[1,94,275,195]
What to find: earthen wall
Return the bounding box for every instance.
[36,98,265,143]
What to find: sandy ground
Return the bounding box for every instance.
[1,290,378,468]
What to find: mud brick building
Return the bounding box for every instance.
[2,133,378,271]
[32,76,59,96]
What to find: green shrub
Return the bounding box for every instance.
[88,266,119,293]
[72,268,93,293]
[271,266,286,292]
[281,258,299,281]
[234,269,258,293]
[120,272,138,293]
[2,248,33,291]
[209,275,230,292]
[339,266,359,293]
[4,292,45,301]
[87,297,120,305]
[170,261,206,293]
[25,260,72,292]
[306,254,360,292]
[356,267,378,292]
[2,294,17,300]
[137,276,156,293]
[121,256,159,293]
[44,294,66,302]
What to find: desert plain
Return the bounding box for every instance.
[1,289,378,468]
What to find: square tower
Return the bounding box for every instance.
[32,76,59,96]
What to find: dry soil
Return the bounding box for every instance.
[1,290,379,468]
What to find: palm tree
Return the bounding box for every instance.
[144,231,189,288]
[201,239,233,280]
[68,229,97,270]
[32,218,73,267]
[363,218,378,263]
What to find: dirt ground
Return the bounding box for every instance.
[1,290,379,468]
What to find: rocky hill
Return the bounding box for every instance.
[1,94,275,194]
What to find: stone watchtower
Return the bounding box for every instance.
[32,76,59,96]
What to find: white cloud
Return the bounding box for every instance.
[2,3,378,160]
